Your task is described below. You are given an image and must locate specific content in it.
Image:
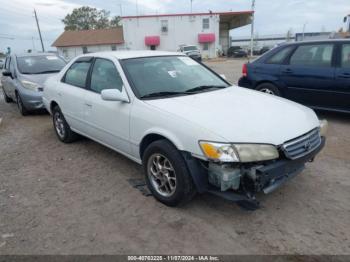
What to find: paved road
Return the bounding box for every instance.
[0,60,349,255]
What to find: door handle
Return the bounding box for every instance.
[282,68,293,74]
[58,92,62,97]
[338,73,350,78]
[84,102,92,107]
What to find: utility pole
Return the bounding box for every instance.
[34,9,45,52]
[250,0,255,58]
[119,4,123,17]
[302,22,307,41]
[190,0,193,13]
[135,0,139,15]
[32,37,36,51]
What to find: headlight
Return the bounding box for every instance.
[319,119,328,137]
[21,80,40,91]
[199,141,279,163]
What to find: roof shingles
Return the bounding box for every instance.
[52,27,124,47]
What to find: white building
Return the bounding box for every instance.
[52,28,125,60]
[121,11,252,58]
[52,11,252,60]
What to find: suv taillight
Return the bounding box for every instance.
[242,63,248,77]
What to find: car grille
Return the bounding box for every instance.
[282,128,321,160]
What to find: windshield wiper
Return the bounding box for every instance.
[185,85,227,94]
[141,91,189,99]
[31,70,61,74]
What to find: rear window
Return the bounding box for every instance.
[266,46,294,64]
[17,55,66,74]
[289,44,334,67]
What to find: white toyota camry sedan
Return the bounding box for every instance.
[43,51,327,209]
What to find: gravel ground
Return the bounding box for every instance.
[0,59,349,255]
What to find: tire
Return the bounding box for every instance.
[2,87,13,103]
[52,105,79,143]
[143,139,196,207]
[256,83,281,96]
[16,93,29,116]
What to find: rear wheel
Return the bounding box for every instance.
[256,83,281,96]
[2,87,13,103]
[16,93,29,116]
[143,140,196,207]
[52,105,79,143]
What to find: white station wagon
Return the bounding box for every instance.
[43,51,327,209]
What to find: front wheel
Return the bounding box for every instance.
[256,83,281,96]
[2,88,13,103]
[143,140,196,207]
[16,93,29,116]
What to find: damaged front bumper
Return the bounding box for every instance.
[183,137,326,209]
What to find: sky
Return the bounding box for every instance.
[0,0,349,53]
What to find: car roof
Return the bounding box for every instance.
[80,50,185,60]
[284,39,350,46]
[14,52,59,58]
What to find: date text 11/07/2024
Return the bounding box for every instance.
[127,255,220,261]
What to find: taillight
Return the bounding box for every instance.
[242,63,248,77]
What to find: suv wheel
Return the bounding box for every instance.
[143,140,196,207]
[16,93,29,116]
[256,83,280,96]
[52,105,78,143]
[2,88,13,103]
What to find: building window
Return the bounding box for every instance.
[161,20,168,33]
[62,49,68,59]
[82,46,88,54]
[111,45,117,51]
[203,43,209,51]
[202,18,209,29]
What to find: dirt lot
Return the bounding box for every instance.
[0,59,349,255]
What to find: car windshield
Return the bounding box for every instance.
[17,55,66,74]
[183,46,198,51]
[122,56,229,99]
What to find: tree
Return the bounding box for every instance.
[110,16,121,28]
[62,6,121,31]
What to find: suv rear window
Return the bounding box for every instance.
[266,46,294,64]
[289,44,334,67]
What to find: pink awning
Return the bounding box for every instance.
[198,33,215,43]
[145,36,160,46]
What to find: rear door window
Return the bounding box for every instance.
[63,60,92,88]
[289,44,334,67]
[266,46,294,64]
[341,44,350,68]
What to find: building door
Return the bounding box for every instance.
[150,45,156,50]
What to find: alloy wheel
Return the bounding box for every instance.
[147,153,177,197]
[17,94,23,112]
[260,88,275,95]
[54,111,66,139]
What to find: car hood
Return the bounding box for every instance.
[144,86,320,145]
[184,51,200,56]
[19,73,59,87]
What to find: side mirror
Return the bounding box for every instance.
[220,74,227,80]
[101,89,129,103]
[2,71,12,78]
